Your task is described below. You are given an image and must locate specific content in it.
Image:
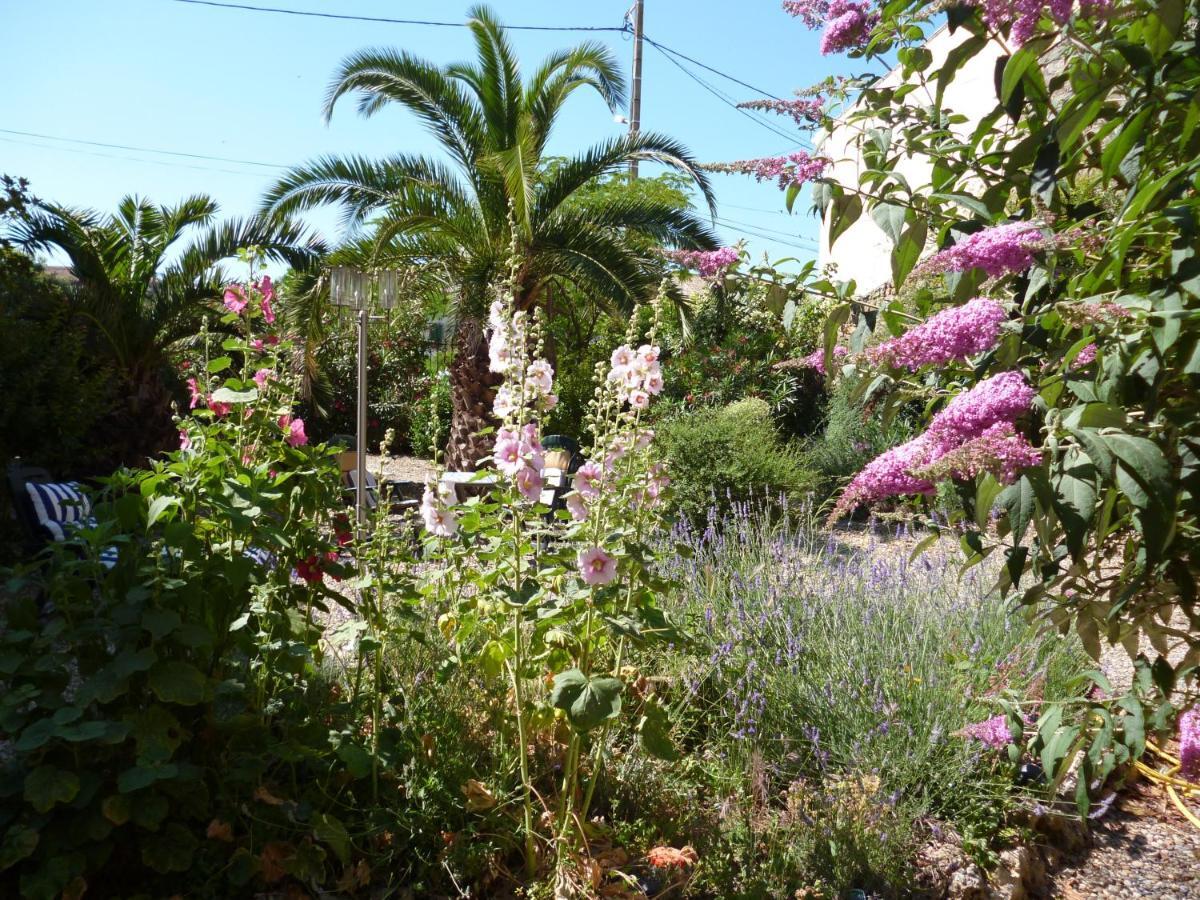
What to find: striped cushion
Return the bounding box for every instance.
[243,546,276,569]
[25,482,92,541]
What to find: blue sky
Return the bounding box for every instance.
[2,0,860,271]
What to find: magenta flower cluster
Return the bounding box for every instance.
[782,0,877,55]
[918,223,1049,278]
[1072,342,1098,368]
[967,0,1112,46]
[800,344,849,375]
[1182,707,1200,783]
[665,246,740,278]
[704,151,829,190]
[833,371,1039,518]
[737,97,825,126]
[961,714,1013,749]
[868,298,1007,371]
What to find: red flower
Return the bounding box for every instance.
[295,555,324,584]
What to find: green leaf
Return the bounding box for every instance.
[479,640,506,678]
[312,812,351,865]
[24,765,80,813]
[148,661,207,706]
[550,669,623,732]
[1118,697,1146,758]
[1102,108,1150,180]
[638,698,681,761]
[891,219,928,289]
[828,192,862,249]
[1000,43,1043,104]
[1040,724,1080,779]
[1101,433,1172,510]
[101,794,132,825]
[117,763,179,793]
[209,387,258,405]
[870,201,907,246]
[0,825,38,871]
[140,823,196,873]
[206,356,232,374]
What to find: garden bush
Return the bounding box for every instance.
[657,398,816,523]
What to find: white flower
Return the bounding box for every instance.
[493,386,516,418]
[629,389,650,410]
[526,359,554,394]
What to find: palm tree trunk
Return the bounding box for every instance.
[444,316,501,471]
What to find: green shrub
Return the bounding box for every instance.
[407,367,451,460]
[658,398,816,523]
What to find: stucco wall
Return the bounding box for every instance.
[817,25,1006,295]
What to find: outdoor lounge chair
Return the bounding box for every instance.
[6,461,118,569]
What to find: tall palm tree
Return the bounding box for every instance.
[11,194,325,466]
[263,4,718,469]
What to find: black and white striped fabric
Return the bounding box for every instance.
[24,481,92,542]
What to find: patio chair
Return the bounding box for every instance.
[6,461,118,569]
[542,435,581,473]
[336,451,417,514]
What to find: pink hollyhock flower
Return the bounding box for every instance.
[604,442,627,471]
[521,423,543,453]
[541,392,559,411]
[251,338,265,351]
[493,386,516,419]
[577,546,617,586]
[644,369,664,395]
[526,359,554,394]
[207,396,232,417]
[223,286,248,315]
[629,389,651,410]
[611,345,635,370]
[514,465,543,503]
[868,298,1007,371]
[260,294,275,325]
[635,428,655,450]
[565,492,589,521]
[488,330,511,373]
[960,714,1013,749]
[264,334,280,346]
[574,461,603,499]
[1181,708,1200,783]
[295,554,325,584]
[637,344,660,365]
[259,274,275,303]
[800,345,849,375]
[925,371,1036,453]
[179,430,192,451]
[420,485,458,537]
[187,377,202,409]
[918,222,1049,278]
[286,417,308,447]
[703,151,829,190]
[819,0,876,54]
[253,368,273,390]
[493,434,524,476]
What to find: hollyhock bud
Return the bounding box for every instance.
[286,418,308,447]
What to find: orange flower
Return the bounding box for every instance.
[646,845,698,870]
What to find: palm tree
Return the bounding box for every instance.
[263,4,718,469]
[11,194,325,466]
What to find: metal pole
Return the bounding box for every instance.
[628,0,644,179]
[356,304,368,537]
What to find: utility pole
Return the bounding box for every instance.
[628,0,644,179]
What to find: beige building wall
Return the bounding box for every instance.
[817,25,1006,295]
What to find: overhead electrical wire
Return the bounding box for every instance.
[0,135,273,178]
[0,127,289,170]
[641,34,783,101]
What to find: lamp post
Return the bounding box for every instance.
[329,266,405,537]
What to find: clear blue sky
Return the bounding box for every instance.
[1,0,860,271]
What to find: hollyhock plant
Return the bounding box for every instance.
[223,286,248,315]
[565,492,589,521]
[917,222,1051,278]
[868,298,1007,371]
[187,377,203,409]
[419,482,458,538]
[577,546,617,586]
[574,461,603,499]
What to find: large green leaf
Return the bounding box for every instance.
[24,766,80,813]
[147,661,207,706]
[550,669,623,731]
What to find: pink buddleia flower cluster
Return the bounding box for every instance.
[703,152,829,190]
[737,97,825,126]
[800,344,849,375]
[1181,707,1200,783]
[917,223,1053,278]
[664,246,740,278]
[832,371,1038,518]
[1058,300,1131,327]
[1071,342,1098,368]
[966,0,1113,46]
[914,422,1043,484]
[960,714,1013,749]
[867,298,1007,371]
[782,0,878,55]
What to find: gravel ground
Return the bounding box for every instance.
[367,453,436,485]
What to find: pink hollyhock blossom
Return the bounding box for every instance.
[577,546,617,586]
[574,461,603,499]
[526,359,554,394]
[634,428,655,450]
[521,423,543,453]
[492,386,516,419]
[285,417,308,447]
[251,338,265,351]
[514,465,543,503]
[831,435,936,518]
[704,151,829,190]
[259,275,275,303]
[1181,708,1200,783]
[179,430,192,451]
[187,377,202,409]
[253,368,273,390]
[664,247,740,278]
[737,97,824,126]
[915,422,1042,485]
[819,0,876,54]
[565,492,589,521]
[541,392,558,411]
[207,397,232,417]
[223,286,248,315]
[868,298,1007,371]
[925,371,1036,453]
[610,344,635,372]
[960,714,1013,749]
[488,299,506,330]
[493,433,524,476]
[260,294,275,325]
[420,485,458,538]
[1072,342,1098,368]
[800,345,849,375]
[637,344,660,366]
[918,223,1048,278]
[644,369,664,395]
[629,389,651,410]
[488,329,512,373]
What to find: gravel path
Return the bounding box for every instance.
[368,453,436,485]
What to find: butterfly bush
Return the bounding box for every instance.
[917,222,1052,278]
[964,0,1113,46]
[867,298,1007,370]
[664,246,741,278]
[703,151,830,189]
[737,97,825,125]
[783,0,878,54]
[832,371,1039,518]
[960,714,1013,749]
[1181,707,1200,783]
[800,344,849,375]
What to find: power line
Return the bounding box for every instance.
[0,127,288,170]
[168,0,627,32]
[642,34,782,101]
[0,135,273,178]
[715,215,818,244]
[712,219,818,253]
[722,201,799,217]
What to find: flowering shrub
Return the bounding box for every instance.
[736,97,825,126]
[663,245,741,278]
[702,151,829,189]
[416,264,683,884]
[866,297,1007,370]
